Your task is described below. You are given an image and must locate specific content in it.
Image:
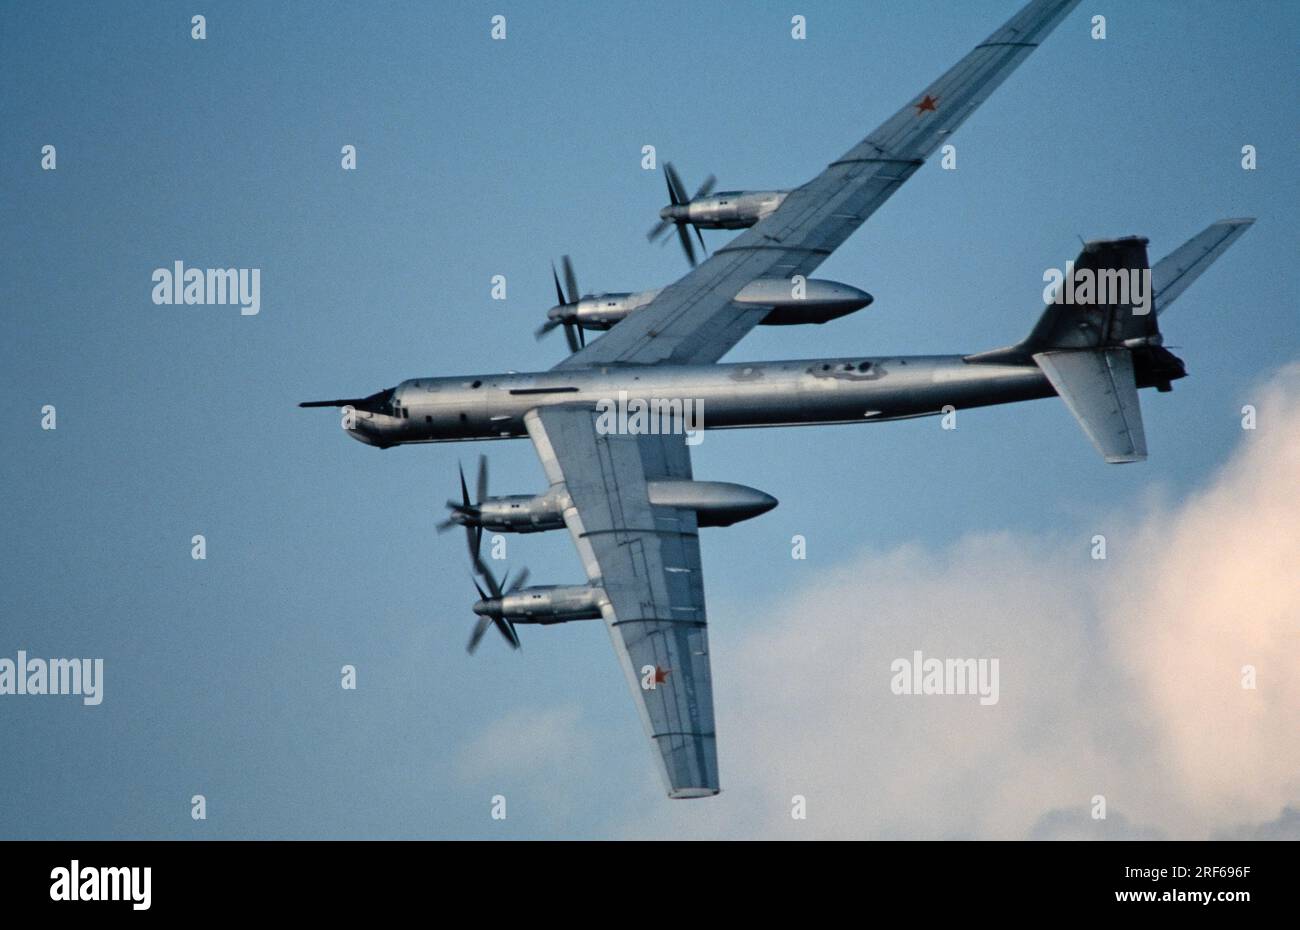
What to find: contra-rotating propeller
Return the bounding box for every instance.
[647,162,715,267]
[467,560,530,654]
[534,255,586,353]
[436,455,489,565]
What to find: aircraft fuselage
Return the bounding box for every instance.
[343,354,1057,448]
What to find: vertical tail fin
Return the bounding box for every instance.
[969,220,1253,463]
[1023,235,1158,353]
[1028,235,1157,462]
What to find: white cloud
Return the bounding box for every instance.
[454,703,596,825]
[456,703,594,781]
[620,362,1300,839]
[1212,806,1300,841]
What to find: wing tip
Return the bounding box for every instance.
[668,786,721,800]
[1213,217,1256,230]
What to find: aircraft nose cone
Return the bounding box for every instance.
[344,415,381,446]
[472,599,490,617]
[660,204,686,221]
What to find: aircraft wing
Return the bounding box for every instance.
[554,0,1080,371]
[1152,218,1256,316]
[523,405,718,797]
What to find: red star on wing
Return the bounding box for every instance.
[915,94,939,114]
[653,666,671,684]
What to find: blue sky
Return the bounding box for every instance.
[1,1,1296,839]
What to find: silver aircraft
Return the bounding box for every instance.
[646,161,790,267]
[302,0,1252,799]
[535,254,873,351]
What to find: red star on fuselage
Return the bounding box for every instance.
[653,666,671,684]
[915,94,939,114]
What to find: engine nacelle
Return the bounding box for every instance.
[647,479,777,527]
[471,480,776,533]
[662,190,789,230]
[490,584,605,624]
[735,278,874,325]
[558,277,871,333]
[471,491,567,533]
[567,289,661,331]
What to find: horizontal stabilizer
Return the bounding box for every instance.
[1034,348,1147,463]
[1152,218,1255,316]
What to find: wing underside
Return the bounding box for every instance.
[524,405,718,797]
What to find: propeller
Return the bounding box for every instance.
[467,560,529,654]
[647,162,714,267]
[534,255,586,353]
[436,456,489,567]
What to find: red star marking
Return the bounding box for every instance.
[653,666,671,684]
[915,94,939,114]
